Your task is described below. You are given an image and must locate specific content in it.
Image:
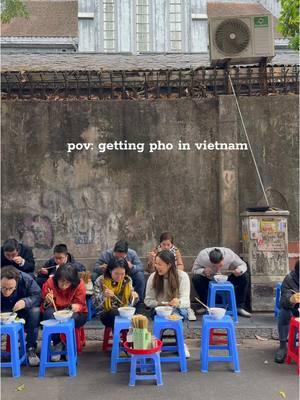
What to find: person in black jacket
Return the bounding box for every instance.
[1,266,41,367]
[36,243,86,288]
[1,239,35,275]
[275,260,299,363]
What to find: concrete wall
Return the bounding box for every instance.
[1,96,299,272]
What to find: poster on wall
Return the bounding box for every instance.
[257,232,286,252]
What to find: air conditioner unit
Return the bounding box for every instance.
[209,13,275,66]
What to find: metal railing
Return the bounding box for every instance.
[1,65,298,100]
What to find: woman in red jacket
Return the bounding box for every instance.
[41,263,88,360]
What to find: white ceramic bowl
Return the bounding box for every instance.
[0,312,17,324]
[53,310,73,322]
[209,307,226,320]
[118,307,136,319]
[214,274,228,283]
[155,306,173,318]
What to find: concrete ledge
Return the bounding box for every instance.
[84,313,278,340]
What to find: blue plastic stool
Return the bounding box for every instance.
[208,281,238,323]
[110,316,131,373]
[39,319,77,378]
[153,316,187,372]
[129,353,163,386]
[86,296,96,321]
[0,322,27,378]
[274,283,282,319]
[201,315,240,373]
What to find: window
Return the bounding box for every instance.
[169,0,182,51]
[136,0,150,52]
[103,0,115,52]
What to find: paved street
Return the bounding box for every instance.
[1,339,299,400]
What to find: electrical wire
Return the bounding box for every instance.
[228,73,270,206]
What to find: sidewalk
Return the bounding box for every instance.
[85,312,279,340]
[1,340,299,400]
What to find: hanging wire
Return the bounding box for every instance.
[228,73,270,206]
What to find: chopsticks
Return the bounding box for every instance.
[40,265,57,271]
[47,288,57,312]
[132,315,148,329]
[102,284,124,305]
[195,297,210,311]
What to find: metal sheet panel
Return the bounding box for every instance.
[153,0,166,52]
[79,19,95,52]
[79,0,95,12]
[191,20,208,52]
[118,0,132,52]
[191,0,206,13]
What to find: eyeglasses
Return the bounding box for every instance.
[1,286,16,293]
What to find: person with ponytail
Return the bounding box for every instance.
[92,257,139,328]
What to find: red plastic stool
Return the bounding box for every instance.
[102,327,113,351]
[75,327,86,353]
[5,336,11,352]
[286,317,300,374]
[60,326,86,354]
[209,329,228,345]
[102,326,128,351]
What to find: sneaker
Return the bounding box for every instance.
[27,348,40,367]
[51,342,64,362]
[187,308,197,321]
[237,308,252,318]
[184,343,190,358]
[274,345,287,364]
[195,308,207,316]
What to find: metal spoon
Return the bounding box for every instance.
[194,297,211,312]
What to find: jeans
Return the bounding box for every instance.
[42,307,88,345]
[131,270,145,302]
[277,307,299,341]
[171,308,189,321]
[100,309,119,329]
[149,307,188,321]
[192,273,250,308]
[17,307,40,350]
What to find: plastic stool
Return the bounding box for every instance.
[110,316,131,373]
[208,281,238,323]
[103,327,113,351]
[124,340,163,386]
[86,297,96,321]
[274,283,282,319]
[59,326,86,354]
[209,329,228,345]
[75,326,86,353]
[286,317,300,374]
[0,322,27,378]
[201,315,240,373]
[39,319,77,378]
[153,316,187,372]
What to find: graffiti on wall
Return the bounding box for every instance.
[18,215,54,249]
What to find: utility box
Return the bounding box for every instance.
[241,210,290,311]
